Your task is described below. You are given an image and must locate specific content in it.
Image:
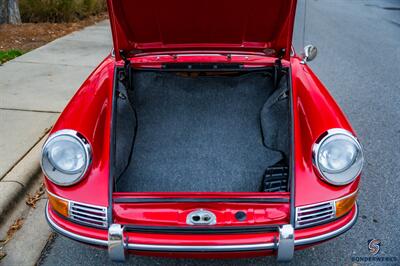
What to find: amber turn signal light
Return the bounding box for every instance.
[48,192,69,217]
[335,191,358,218]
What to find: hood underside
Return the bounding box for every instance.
[107,0,297,60]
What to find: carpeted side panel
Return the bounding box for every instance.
[117,71,283,192]
[261,76,290,159]
[114,81,136,179]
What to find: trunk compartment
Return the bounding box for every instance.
[114,69,290,193]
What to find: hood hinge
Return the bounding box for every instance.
[119,50,132,91]
[274,48,286,88]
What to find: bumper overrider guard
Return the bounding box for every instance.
[45,202,358,262]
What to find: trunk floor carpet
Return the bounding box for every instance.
[117,72,282,192]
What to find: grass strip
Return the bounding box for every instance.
[0,50,23,64]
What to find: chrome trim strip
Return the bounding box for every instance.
[70,205,106,214]
[46,189,66,201]
[127,242,275,252]
[298,203,331,212]
[46,202,358,252]
[296,199,333,209]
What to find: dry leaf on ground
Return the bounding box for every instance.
[0,218,24,245]
[26,183,45,208]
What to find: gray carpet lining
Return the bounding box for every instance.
[116,71,284,192]
[261,76,290,159]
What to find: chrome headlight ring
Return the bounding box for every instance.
[312,128,363,186]
[41,129,91,186]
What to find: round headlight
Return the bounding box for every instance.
[313,129,363,186]
[41,130,91,186]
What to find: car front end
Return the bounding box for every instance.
[41,0,363,262]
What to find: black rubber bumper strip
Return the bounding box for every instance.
[113,197,289,203]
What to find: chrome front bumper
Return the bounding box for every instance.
[46,203,358,262]
[106,223,294,262]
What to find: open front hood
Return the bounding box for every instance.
[107,0,297,61]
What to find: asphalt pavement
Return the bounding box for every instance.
[38,0,400,265]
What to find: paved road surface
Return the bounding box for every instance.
[38,0,400,265]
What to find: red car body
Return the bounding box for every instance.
[44,0,360,262]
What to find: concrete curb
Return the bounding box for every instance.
[1,199,52,266]
[0,135,48,223]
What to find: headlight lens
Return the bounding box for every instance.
[318,136,357,173]
[47,136,86,174]
[313,129,363,185]
[41,130,91,186]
